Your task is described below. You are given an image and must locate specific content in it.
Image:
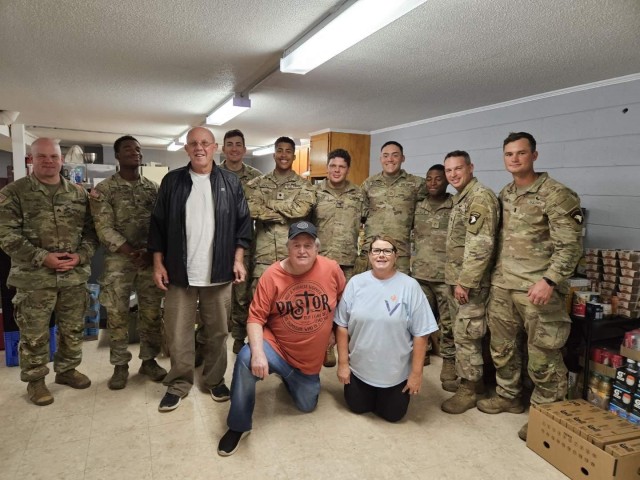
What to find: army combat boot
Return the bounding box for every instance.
[440,357,456,383]
[139,359,167,382]
[55,369,91,389]
[27,378,54,406]
[441,378,479,414]
[108,364,129,390]
[518,422,528,441]
[477,395,525,414]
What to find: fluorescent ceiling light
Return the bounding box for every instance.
[280,0,428,74]
[167,142,183,151]
[178,132,188,144]
[206,94,251,126]
[253,145,275,156]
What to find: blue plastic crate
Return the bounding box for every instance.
[4,331,20,367]
[3,326,57,367]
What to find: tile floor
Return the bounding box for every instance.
[0,335,569,480]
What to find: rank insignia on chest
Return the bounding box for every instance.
[469,212,481,224]
[569,208,584,225]
[336,200,344,208]
[276,192,285,200]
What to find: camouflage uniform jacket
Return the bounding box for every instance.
[491,172,583,294]
[246,169,316,266]
[362,169,426,256]
[220,161,262,264]
[445,177,499,289]
[0,174,97,289]
[89,173,158,255]
[412,193,453,282]
[311,179,364,266]
[220,161,262,193]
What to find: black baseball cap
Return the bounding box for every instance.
[288,221,317,240]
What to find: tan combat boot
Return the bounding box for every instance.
[55,369,91,389]
[108,364,129,390]
[440,357,456,382]
[27,378,54,406]
[323,346,336,367]
[442,377,486,394]
[518,422,528,441]
[440,378,479,414]
[477,395,525,414]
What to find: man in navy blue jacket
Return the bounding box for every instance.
[149,126,251,412]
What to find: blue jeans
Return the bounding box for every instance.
[227,341,321,432]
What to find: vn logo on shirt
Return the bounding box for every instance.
[385,294,400,316]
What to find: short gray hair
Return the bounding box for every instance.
[286,237,321,250]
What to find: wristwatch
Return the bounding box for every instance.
[542,277,556,287]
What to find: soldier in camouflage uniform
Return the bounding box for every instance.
[440,150,499,415]
[412,164,454,376]
[0,138,97,406]
[246,136,315,291]
[311,148,364,367]
[360,141,426,274]
[218,129,261,354]
[477,132,583,442]
[90,136,166,390]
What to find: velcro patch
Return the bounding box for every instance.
[569,207,584,225]
[469,211,481,225]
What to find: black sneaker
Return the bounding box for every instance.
[158,392,182,412]
[210,383,230,402]
[217,429,250,456]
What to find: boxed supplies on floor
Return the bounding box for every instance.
[527,399,640,479]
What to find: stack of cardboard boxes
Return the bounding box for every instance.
[617,251,640,319]
[528,399,640,479]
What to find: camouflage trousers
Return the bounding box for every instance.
[418,280,454,359]
[487,286,570,405]
[353,254,411,276]
[340,265,355,283]
[446,285,489,382]
[13,284,88,382]
[100,263,163,365]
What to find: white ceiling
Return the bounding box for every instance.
[1,0,639,151]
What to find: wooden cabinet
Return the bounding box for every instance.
[293,146,309,176]
[309,131,370,185]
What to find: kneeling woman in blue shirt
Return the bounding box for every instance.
[334,235,438,422]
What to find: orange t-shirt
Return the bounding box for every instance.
[247,255,346,375]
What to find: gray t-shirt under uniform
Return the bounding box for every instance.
[334,270,438,388]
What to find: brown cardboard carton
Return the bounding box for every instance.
[528,405,640,479]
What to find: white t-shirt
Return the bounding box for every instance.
[185,170,215,286]
[334,271,438,387]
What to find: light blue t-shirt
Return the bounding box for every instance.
[334,271,438,388]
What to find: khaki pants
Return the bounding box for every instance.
[162,283,231,396]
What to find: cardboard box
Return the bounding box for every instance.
[621,347,640,362]
[603,250,618,259]
[620,277,640,287]
[618,251,640,262]
[620,259,640,270]
[586,248,602,256]
[604,437,640,457]
[528,404,640,479]
[619,284,640,295]
[591,361,618,379]
[618,308,640,319]
[617,292,640,303]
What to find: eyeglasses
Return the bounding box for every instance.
[370,248,395,256]
[187,141,215,149]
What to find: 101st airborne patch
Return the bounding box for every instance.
[569,207,584,225]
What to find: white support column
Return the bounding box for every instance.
[11,124,27,180]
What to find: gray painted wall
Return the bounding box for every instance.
[370,78,640,249]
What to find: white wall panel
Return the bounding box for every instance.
[371,78,640,249]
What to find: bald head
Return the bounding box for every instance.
[185,127,217,174]
[31,138,61,157]
[30,138,63,185]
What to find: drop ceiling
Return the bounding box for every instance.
[1,0,639,151]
